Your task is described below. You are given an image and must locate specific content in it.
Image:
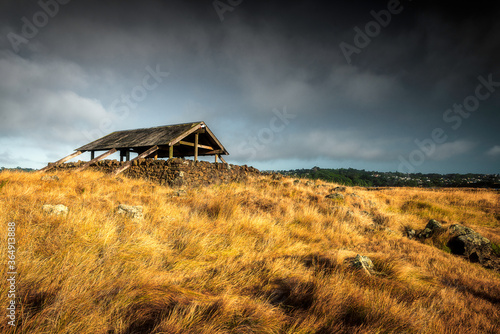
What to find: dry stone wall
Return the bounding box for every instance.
[52,158,261,187]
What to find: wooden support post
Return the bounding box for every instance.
[91,151,95,160]
[219,155,227,164]
[169,145,173,159]
[194,133,199,162]
[215,154,218,163]
[113,145,159,176]
[75,148,117,172]
[39,150,84,172]
[126,150,130,162]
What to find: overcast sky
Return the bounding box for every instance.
[1,0,499,173]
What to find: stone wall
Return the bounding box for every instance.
[51,158,261,187]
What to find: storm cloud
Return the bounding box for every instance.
[0,0,499,173]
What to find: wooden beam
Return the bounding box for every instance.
[39,150,84,172]
[194,133,199,162]
[219,155,227,164]
[74,148,117,172]
[91,151,95,160]
[178,140,213,150]
[169,145,173,159]
[203,124,228,155]
[168,122,203,147]
[126,150,130,162]
[204,150,224,155]
[113,145,159,176]
[215,155,218,163]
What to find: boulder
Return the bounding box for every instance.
[418,219,443,238]
[42,204,68,216]
[334,186,346,192]
[447,224,491,263]
[116,204,144,220]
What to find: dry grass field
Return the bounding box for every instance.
[1,170,499,333]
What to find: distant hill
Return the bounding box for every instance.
[277,167,500,188]
[0,166,36,173]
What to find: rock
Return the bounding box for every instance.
[326,193,344,200]
[293,179,300,185]
[348,254,374,274]
[116,204,144,220]
[405,228,416,239]
[426,219,442,230]
[42,204,68,216]
[41,175,59,181]
[447,224,492,263]
[173,189,187,197]
[305,181,314,186]
[418,219,443,238]
[334,186,346,192]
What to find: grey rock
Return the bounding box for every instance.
[42,204,68,216]
[426,219,442,230]
[116,204,144,220]
[418,219,443,238]
[334,186,347,192]
[406,228,416,239]
[349,254,374,274]
[326,193,344,200]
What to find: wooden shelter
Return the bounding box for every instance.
[40,122,228,174]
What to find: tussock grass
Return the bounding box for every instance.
[1,170,499,333]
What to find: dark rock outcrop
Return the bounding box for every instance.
[447,224,493,265]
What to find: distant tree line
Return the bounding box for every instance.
[0,167,36,173]
[277,167,500,188]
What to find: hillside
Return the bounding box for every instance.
[1,170,500,333]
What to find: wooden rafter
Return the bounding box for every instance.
[39,150,85,172]
[74,148,117,172]
[113,145,159,175]
[168,122,203,147]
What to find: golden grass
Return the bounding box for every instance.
[1,170,499,333]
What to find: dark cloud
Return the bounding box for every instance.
[0,0,498,173]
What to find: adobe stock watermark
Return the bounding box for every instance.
[237,106,296,160]
[398,74,500,173]
[7,0,71,53]
[213,0,243,22]
[6,222,17,327]
[339,0,410,64]
[82,65,169,142]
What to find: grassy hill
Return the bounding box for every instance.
[1,170,500,333]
